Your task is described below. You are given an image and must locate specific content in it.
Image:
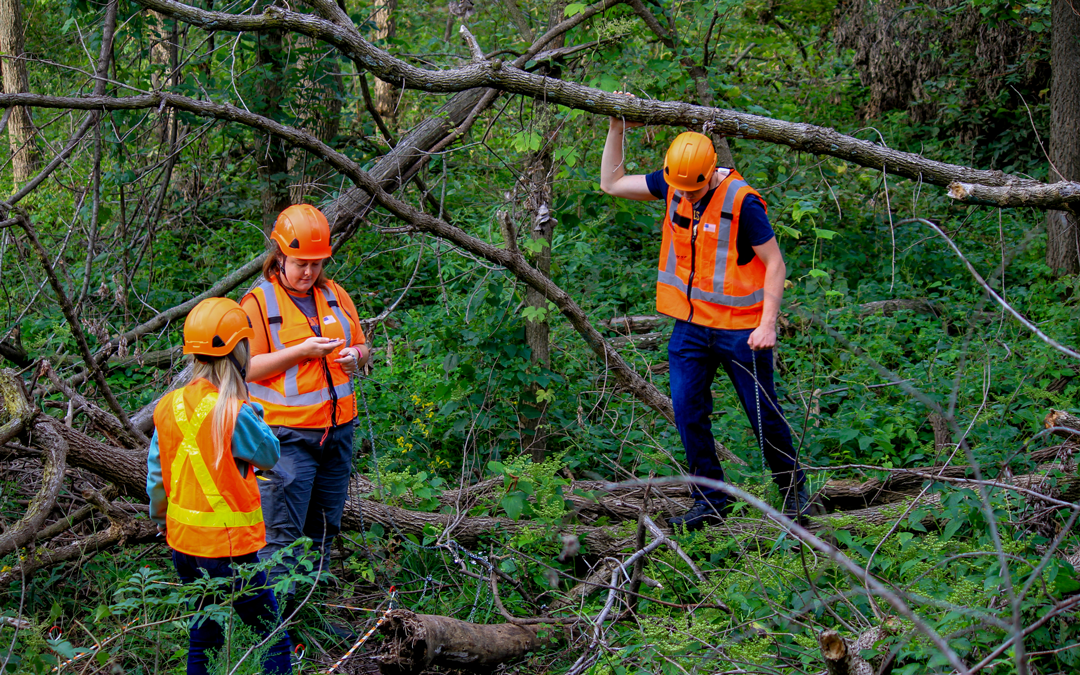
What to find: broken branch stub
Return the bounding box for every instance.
[818,630,874,675]
[372,609,554,674]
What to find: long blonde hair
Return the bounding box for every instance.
[188,339,251,469]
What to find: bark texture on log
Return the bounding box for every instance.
[372,609,552,674]
[0,416,67,557]
[0,367,33,445]
[1045,409,1080,439]
[819,627,894,675]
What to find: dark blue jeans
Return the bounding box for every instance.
[172,550,291,675]
[258,422,355,585]
[668,320,804,505]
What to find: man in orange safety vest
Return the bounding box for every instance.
[600,111,809,530]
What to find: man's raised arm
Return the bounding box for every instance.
[600,114,657,201]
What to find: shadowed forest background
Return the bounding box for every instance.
[0,0,1079,672]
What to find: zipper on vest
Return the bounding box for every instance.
[284,287,341,431]
[685,206,700,323]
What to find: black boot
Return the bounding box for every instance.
[668,501,729,531]
[783,485,812,525]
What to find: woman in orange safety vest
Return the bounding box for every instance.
[240,204,369,599]
[146,297,291,675]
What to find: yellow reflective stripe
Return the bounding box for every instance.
[168,390,261,529]
[167,503,263,528]
[169,391,218,502]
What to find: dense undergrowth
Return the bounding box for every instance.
[2,0,1078,672]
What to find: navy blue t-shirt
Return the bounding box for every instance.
[645,169,775,248]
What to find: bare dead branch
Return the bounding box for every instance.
[113,0,1080,211]
[0,409,68,558]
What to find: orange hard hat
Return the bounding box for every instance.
[183,297,255,357]
[663,132,717,191]
[271,204,332,260]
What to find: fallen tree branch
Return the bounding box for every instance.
[34,485,119,543]
[0,514,157,586]
[0,368,34,446]
[44,362,144,449]
[104,0,1080,212]
[1045,409,1080,440]
[371,609,555,674]
[15,215,145,442]
[0,413,68,558]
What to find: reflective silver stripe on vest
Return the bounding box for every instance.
[258,280,287,351]
[283,364,300,397]
[657,179,765,308]
[321,284,353,347]
[248,380,355,408]
[256,280,306,406]
[667,192,683,225]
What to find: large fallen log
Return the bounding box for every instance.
[1045,409,1080,440]
[371,609,554,675]
[6,362,1079,582]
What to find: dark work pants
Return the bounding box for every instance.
[667,320,804,505]
[172,550,291,675]
[257,421,355,585]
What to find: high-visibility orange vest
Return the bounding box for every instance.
[154,378,265,557]
[244,278,360,429]
[656,169,768,330]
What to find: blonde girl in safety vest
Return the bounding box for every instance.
[240,204,369,604]
[146,297,292,675]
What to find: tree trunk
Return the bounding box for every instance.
[520,2,565,463]
[372,0,398,118]
[1046,0,1080,273]
[255,24,291,233]
[0,0,39,185]
[147,10,176,145]
[372,609,553,675]
[291,30,344,203]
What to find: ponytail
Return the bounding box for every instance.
[188,339,251,470]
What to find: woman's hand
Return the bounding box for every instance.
[301,336,344,359]
[335,345,369,375]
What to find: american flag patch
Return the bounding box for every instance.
[703,222,717,233]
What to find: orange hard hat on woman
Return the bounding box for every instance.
[271,204,333,260]
[663,132,717,191]
[184,297,255,357]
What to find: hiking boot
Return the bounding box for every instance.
[668,501,729,532]
[783,485,812,525]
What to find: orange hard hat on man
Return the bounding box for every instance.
[271,204,333,260]
[183,297,255,357]
[663,132,717,191]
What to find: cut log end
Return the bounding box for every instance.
[947,181,971,200]
[1045,409,1080,439]
[819,629,848,660]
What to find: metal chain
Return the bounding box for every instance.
[752,352,765,471]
